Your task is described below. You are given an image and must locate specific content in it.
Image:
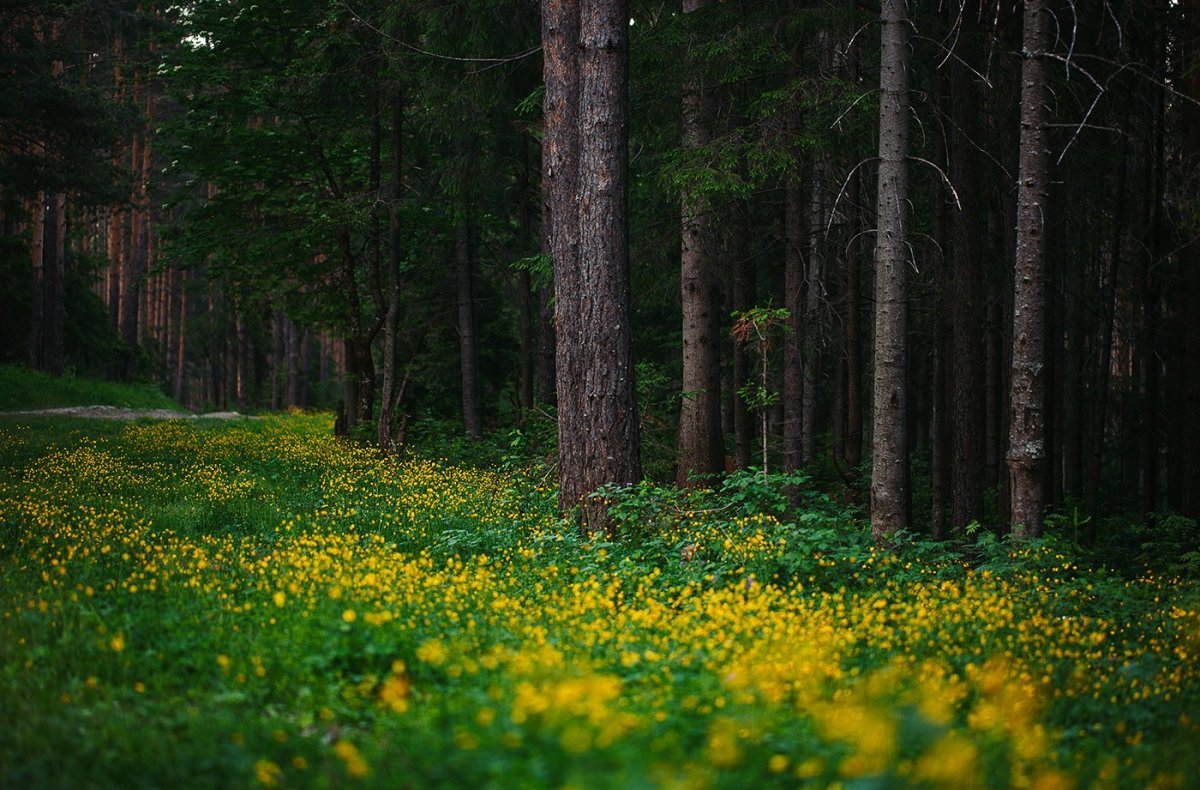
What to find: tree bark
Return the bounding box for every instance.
[802,152,827,467]
[379,82,405,451]
[544,0,583,508]
[547,0,642,533]
[677,0,724,486]
[1007,0,1053,537]
[28,193,46,371]
[731,195,755,470]
[870,0,912,542]
[948,25,984,534]
[456,219,483,441]
[782,51,804,479]
[845,170,863,470]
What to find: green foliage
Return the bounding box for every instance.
[0,365,178,412]
[1,414,1198,787]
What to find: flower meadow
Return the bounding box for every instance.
[1,414,1198,788]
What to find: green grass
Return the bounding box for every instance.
[0,364,181,412]
[1,413,1198,788]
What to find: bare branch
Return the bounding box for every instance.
[910,156,962,211]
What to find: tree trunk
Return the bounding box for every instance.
[782,69,804,478]
[42,192,66,376]
[845,170,863,470]
[28,193,46,371]
[1007,0,1053,537]
[456,219,483,441]
[731,195,756,470]
[549,0,648,528]
[537,158,557,406]
[517,138,537,416]
[948,29,984,534]
[677,0,724,486]
[802,152,828,467]
[287,318,301,408]
[870,0,912,542]
[379,82,405,451]
[544,0,583,509]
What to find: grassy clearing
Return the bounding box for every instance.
[1,413,1197,788]
[0,365,181,412]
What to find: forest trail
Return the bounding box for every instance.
[0,405,253,420]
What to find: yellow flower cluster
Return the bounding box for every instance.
[1,417,1197,789]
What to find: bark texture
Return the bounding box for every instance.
[544,0,641,532]
[456,219,483,441]
[869,0,911,542]
[677,0,724,486]
[1007,0,1052,537]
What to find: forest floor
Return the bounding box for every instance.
[0,405,251,420]
[2,406,1198,788]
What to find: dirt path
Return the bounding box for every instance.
[0,406,253,420]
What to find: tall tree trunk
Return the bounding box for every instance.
[121,95,143,383]
[379,82,405,451]
[236,312,248,410]
[870,0,912,542]
[551,0,641,533]
[1142,41,1166,515]
[802,158,829,467]
[517,137,536,416]
[287,318,301,408]
[948,25,984,534]
[28,193,46,371]
[844,170,863,470]
[544,0,582,510]
[782,52,804,479]
[1007,0,1052,537]
[678,0,723,486]
[42,192,66,376]
[271,311,284,411]
[731,194,756,470]
[1083,170,1124,528]
[456,219,483,441]
[537,157,557,406]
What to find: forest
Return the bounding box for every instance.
[4,0,1200,538]
[2,0,1200,787]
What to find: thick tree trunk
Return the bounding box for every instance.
[677,0,723,486]
[456,220,483,441]
[549,0,648,528]
[1007,0,1052,537]
[870,0,912,542]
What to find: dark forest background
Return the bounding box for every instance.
[3,0,1199,542]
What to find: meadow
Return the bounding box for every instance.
[1,409,1198,788]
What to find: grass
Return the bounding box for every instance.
[0,364,182,412]
[1,411,1198,788]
